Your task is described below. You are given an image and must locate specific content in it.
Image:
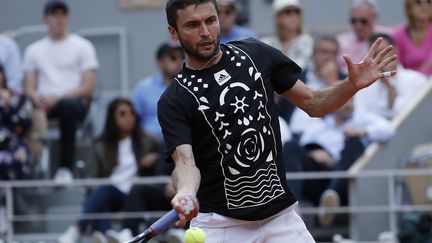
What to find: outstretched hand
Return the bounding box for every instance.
[343,37,397,91]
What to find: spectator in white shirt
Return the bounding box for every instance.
[355,33,428,119]
[23,0,99,182]
[284,99,395,226]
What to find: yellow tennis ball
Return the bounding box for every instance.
[184,227,206,243]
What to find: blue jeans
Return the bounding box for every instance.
[78,185,126,233]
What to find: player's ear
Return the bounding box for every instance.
[168,26,179,40]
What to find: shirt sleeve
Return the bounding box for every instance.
[22,46,37,73]
[79,39,99,72]
[256,40,302,94]
[157,95,192,162]
[1,37,23,91]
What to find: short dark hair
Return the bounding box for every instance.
[44,0,68,16]
[166,0,217,30]
[369,33,395,46]
[313,35,340,52]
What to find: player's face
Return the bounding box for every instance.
[169,2,221,61]
[115,103,137,134]
[350,5,376,41]
[44,10,69,37]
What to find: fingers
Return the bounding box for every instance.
[172,194,199,227]
[367,37,383,58]
[378,55,397,70]
[377,71,397,80]
[343,54,354,68]
[374,45,393,64]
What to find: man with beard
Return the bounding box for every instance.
[132,40,184,140]
[157,0,397,242]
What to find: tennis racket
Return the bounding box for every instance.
[123,209,179,243]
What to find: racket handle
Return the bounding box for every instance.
[150,209,179,234]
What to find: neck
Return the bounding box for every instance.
[279,29,296,42]
[50,31,68,41]
[412,19,429,30]
[186,48,222,70]
[119,132,131,140]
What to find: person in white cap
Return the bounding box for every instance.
[261,0,313,68]
[216,0,259,44]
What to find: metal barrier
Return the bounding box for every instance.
[2,169,432,242]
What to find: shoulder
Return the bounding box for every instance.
[69,34,95,49]
[228,38,275,54]
[25,37,48,53]
[233,25,258,37]
[392,25,407,38]
[296,33,313,42]
[142,73,162,86]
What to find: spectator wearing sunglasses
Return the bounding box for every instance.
[132,40,184,140]
[393,0,432,77]
[337,0,392,73]
[58,98,159,243]
[216,0,259,44]
[261,0,313,69]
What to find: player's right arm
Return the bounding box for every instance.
[171,144,200,227]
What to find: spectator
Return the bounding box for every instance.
[284,99,395,227]
[217,0,259,44]
[58,98,159,243]
[337,0,391,73]
[393,0,432,77]
[23,0,99,183]
[261,0,313,68]
[0,63,31,238]
[0,63,32,180]
[0,34,23,93]
[356,33,428,119]
[287,36,346,135]
[132,40,183,140]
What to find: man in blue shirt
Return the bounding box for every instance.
[132,40,184,140]
[217,0,258,44]
[0,34,23,92]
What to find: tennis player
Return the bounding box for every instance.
[157,0,397,242]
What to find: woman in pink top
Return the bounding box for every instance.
[393,0,432,77]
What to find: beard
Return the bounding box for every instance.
[178,33,221,62]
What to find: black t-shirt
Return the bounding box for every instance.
[158,38,302,221]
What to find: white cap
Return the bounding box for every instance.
[273,0,302,13]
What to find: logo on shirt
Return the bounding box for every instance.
[214,69,231,86]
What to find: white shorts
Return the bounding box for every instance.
[190,205,315,243]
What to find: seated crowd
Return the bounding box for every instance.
[0,0,431,242]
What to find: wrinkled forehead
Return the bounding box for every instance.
[176,2,218,25]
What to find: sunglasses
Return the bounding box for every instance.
[414,0,432,5]
[116,109,135,117]
[350,17,369,25]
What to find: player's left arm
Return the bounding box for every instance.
[281,37,397,117]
